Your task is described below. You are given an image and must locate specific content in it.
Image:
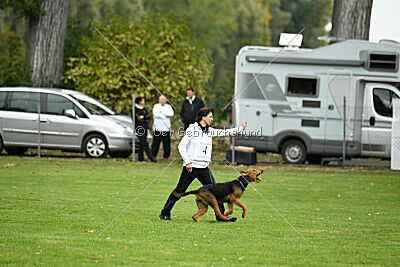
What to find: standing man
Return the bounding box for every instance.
[152,95,174,160]
[180,88,204,131]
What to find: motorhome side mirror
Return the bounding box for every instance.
[64,109,77,119]
[369,116,375,126]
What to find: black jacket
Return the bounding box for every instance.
[135,104,151,130]
[179,96,204,127]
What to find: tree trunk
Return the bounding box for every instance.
[26,0,70,87]
[331,0,373,42]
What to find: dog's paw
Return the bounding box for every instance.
[230,217,237,222]
[242,214,245,219]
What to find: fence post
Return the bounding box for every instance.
[231,103,235,165]
[132,93,135,162]
[37,93,41,159]
[342,96,346,168]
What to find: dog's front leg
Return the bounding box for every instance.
[234,198,247,218]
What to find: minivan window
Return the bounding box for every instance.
[72,98,113,115]
[8,92,39,113]
[373,88,399,117]
[45,93,86,117]
[0,91,6,110]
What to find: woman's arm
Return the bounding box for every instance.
[209,121,247,137]
[178,126,194,166]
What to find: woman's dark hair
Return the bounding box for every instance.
[135,97,144,104]
[196,107,214,122]
[187,87,195,92]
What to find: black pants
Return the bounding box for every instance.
[151,130,171,159]
[136,129,153,161]
[161,166,225,219]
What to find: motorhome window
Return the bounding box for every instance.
[238,73,266,99]
[287,77,318,96]
[7,92,39,113]
[0,92,6,110]
[45,94,86,117]
[368,53,398,71]
[257,74,286,101]
[373,88,399,117]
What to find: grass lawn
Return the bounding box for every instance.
[0,156,399,266]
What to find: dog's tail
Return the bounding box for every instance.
[173,190,198,198]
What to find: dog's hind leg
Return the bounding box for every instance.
[224,202,234,216]
[192,198,208,222]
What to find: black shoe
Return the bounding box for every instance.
[159,213,171,220]
[150,158,157,163]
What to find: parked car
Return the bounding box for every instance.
[0,87,150,158]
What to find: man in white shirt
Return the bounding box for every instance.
[152,95,174,160]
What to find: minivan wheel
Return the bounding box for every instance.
[109,151,131,158]
[83,134,109,158]
[5,147,28,155]
[281,140,307,164]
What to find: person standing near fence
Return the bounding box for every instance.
[152,95,174,160]
[159,107,247,221]
[180,88,204,131]
[135,97,156,163]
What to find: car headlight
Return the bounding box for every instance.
[125,126,134,135]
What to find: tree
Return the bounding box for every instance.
[64,12,212,114]
[26,0,70,87]
[0,0,70,87]
[331,0,373,42]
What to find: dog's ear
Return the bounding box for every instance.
[240,170,248,176]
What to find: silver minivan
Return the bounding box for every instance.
[0,87,146,158]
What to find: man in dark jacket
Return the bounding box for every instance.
[179,88,205,130]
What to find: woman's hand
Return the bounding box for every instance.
[186,163,193,173]
[242,120,247,130]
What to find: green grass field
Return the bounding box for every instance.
[0,157,399,266]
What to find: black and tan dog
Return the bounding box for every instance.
[173,169,263,222]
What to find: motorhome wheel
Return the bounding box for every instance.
[281,140,307,164]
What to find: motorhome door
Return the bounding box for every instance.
[361,83,400,158]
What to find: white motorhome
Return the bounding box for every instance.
[232,40,400,164]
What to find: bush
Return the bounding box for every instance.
[64,12,213,114]
[0,25,32,87]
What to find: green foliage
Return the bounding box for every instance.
[62,16,90,89]
[0,25,32,86]
[143,0,272,121]
[69,0,143,28]
[280,0,332,48]
[266,0,333,48]
[64,12,212,114]
[0,0,43,20]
